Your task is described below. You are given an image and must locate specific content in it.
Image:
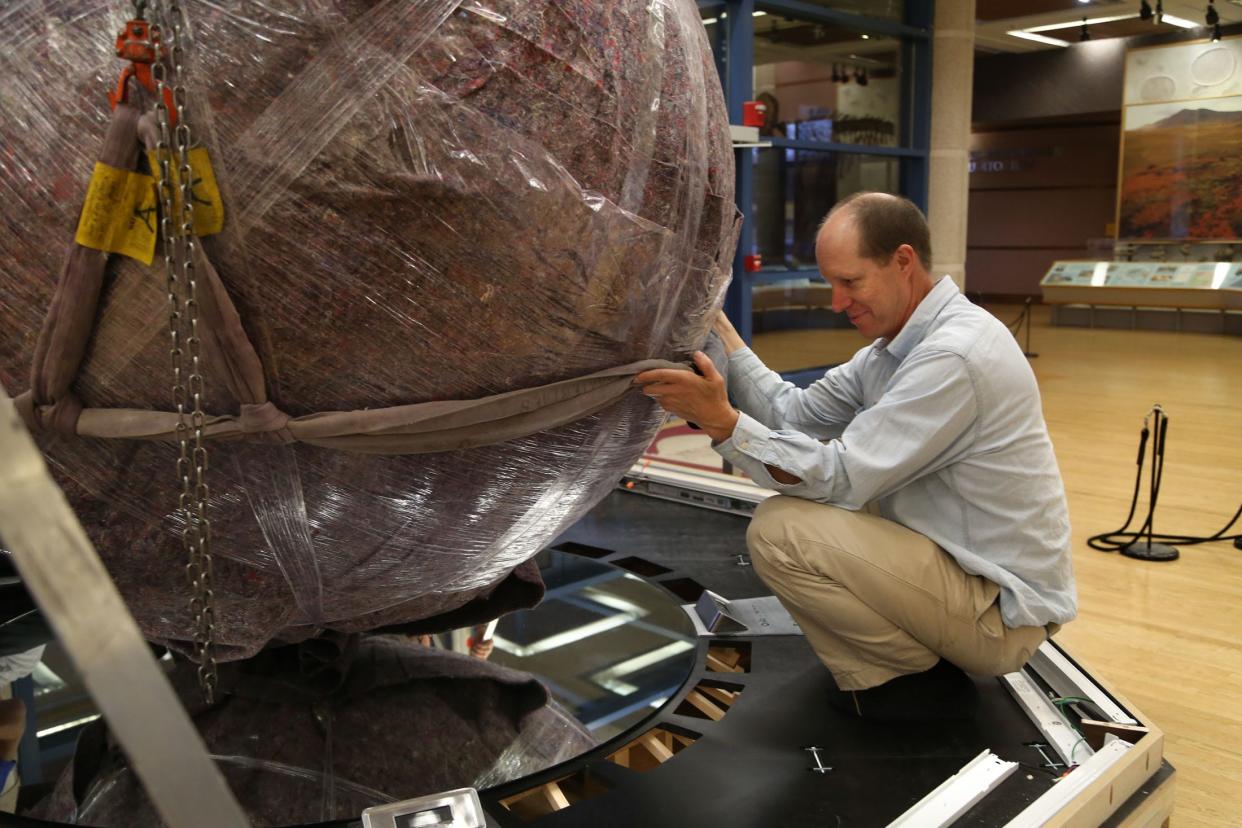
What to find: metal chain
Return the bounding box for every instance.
[150,0,218,703]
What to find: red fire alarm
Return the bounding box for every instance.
[743,254,762,273]
[742,100,767,128]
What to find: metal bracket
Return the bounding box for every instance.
[804,746,832,774]
[362,787,486,828]
[694,589,749,634]
[1026,741,1065,771]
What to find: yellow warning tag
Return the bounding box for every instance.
[146,147,225,237]
[74,162,158,264]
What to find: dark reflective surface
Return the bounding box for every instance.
[490,548,699,741]
[12,545,699,822]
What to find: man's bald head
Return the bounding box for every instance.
[820,192,932,271]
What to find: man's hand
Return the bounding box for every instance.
[712,311,747,355]
[634,351,739,443]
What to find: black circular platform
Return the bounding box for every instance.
[2,491,1170,828]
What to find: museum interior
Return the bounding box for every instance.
[0,1,1239,826]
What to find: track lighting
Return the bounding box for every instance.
[1206,0,1221,40]
[1080,17,1091,40]
[1140,0,1152,21]
[1156,0,1164,23]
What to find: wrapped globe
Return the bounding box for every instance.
[0,0,738,658]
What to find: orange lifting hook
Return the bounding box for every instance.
[107,3,178,127]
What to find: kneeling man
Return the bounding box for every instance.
[636,193,1076,721]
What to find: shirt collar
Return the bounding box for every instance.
[876,275,959,362]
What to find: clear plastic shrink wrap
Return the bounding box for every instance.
[0,0,739,658]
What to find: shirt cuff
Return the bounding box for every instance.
[713,412,816,494]
[710,414,784,486]
[714,411,778,470]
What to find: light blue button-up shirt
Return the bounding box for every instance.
[716,276,1076,629]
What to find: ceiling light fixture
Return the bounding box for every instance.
[1160,13,1197,27]
[1140,0,1153,20]
[1026,13,1135,31]
[1007,30,1071,47]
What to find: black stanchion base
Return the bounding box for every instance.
[1121,542,1180,562]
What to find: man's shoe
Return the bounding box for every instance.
[828,659,979,722]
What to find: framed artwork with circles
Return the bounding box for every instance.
[1118,35,1242,240]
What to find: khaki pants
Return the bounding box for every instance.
[747,496,1052,691]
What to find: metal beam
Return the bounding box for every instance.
[755,0,931,40]
[0,383,250,828]
[725,0,757,345]
[900,0,934,211]
[767,136,929,158]
[1028,641,1139,725]
[889,750,1019,827]
[1004,740,1134,827]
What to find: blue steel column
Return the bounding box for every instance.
[901,0,934,212]
[722,0,755,345]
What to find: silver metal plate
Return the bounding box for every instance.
[362,787,486,828]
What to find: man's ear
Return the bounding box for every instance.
[894,244,915,276]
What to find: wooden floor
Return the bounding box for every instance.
[752,305,1242,828]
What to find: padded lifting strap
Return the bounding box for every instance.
[62,357,687,454]
[28,104,144,435]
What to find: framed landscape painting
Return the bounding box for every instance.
[1118,37,1242,241]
